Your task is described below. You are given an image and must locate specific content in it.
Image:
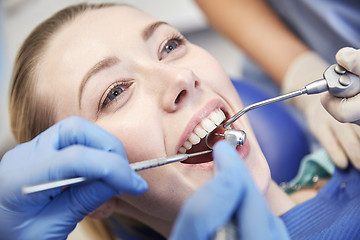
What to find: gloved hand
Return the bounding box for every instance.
[0,116,148,240]
[282,51,360,169]
[170,141,289,240]
[321,47,360,125]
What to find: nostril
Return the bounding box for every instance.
[194,81,199,88]
[175,90,187,104]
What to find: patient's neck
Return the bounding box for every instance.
[266,180,296,216]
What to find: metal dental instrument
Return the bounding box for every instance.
[206,64,360,148]
[224,64,360,128]
[217,129,246,147]
[22,149,212,195]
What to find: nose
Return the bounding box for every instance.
[154,66,200,112]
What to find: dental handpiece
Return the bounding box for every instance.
[206,64,360,154]
[22,149,212,195]
[223,64,360,129]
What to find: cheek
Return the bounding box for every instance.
[190,46,231,86]
[246,153,271,194]
[194,55,240,101]
[96,114,166,164]
[243,139,271,194]
[237,118,271,194]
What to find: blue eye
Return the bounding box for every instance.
[100,81,133,110]
[159,34,185,60]
[102,87,124,108]
[164,40,179,53]
[108,87,124,100]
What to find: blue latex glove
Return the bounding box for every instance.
[0,116,148,239]
[170,141,289,240]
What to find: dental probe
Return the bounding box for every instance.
[222,64,360,129]
[22,149,212,195]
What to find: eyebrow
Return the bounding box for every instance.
[78,21,168,108]
[78,56,120,108]
[142,21,168,41]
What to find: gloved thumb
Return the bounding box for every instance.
[336,47,360,76]
[214,142,289,239]
[321,92,360,124]
[171,141,289,240]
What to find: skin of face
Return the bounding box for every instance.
[36,6,270,236]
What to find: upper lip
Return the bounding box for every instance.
[176,98,230,152]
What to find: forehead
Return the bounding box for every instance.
[44,6,162,64]
[41,5,159,70]
[71,6,157,35]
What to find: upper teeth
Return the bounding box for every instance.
[179,109,226,153]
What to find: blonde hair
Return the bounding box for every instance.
[9,3,118,143]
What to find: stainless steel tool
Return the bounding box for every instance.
[22,149,212,195]
[206,64,360,148]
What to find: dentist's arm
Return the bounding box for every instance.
[0,116,148,240]
[170,141,289,240]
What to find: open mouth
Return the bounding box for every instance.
[179,108,228,164]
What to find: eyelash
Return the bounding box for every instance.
[159,33,186,60]
[99,81,133,111]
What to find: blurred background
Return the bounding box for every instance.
[1,0,243,155]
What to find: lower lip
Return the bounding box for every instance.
[186,160,215,171]
[237,137,251,160]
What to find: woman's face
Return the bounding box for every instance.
[37,6,270,229]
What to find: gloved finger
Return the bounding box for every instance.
[236,183,289,239]
[336,47,360,75]
[38,116,127,156]
[352,123,360,140]
[38,181,117,225]
[223,152,289,239]
[330,121,360,169]
[170,141,246,240]
[213,142,289,239]
[171,141,289,240]
[19,183,113,239]
[49,145,148,195]
[321,92,360,124]
[309,115,348,168]
[351,124,360,169]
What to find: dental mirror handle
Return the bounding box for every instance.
[22,150,212,195]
